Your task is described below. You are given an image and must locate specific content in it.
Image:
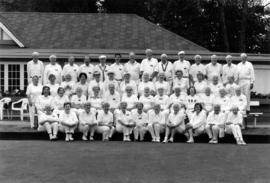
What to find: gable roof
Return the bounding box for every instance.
[0,12,209,51]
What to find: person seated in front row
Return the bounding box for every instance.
[163,104,186,143]
[103,84,121,113]
[132,102,149,141]
[78,102,97,141]
[185,103,207,143]
[148,104,166,142]
[200,87,215,114]
[52,87,70,116]
[138,87,154,112]
[121,86,138,111]
[138,72,155,96]
[61,74,75,98]
[115,102,136,142]
[205,104,225,144]
[59,102,79,142]
[225,106,246,145]
[70,87,87,114]
[88,86,103,111]
[119,72,138,96]
[96,103,115,141]
[38,105,59,141]
[154,72,171,95]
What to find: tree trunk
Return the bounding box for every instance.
[239,0,248,52]
[218,0,230,52]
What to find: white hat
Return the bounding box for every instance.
[178,51,185,55]
[99,55,107,59]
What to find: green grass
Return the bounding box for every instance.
[0,141,269,183]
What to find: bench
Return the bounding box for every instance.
[249,101,263,127]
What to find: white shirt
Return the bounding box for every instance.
[74,82,88,97]
[226,112,243,125]
[154,61,173,81]
[138,95,154,111]
[88,96,103,109]
[168,111,185,129]
[27,60,44,83]
[153,95,170,110]
[38,112,59,125]
[78,64,95,82]
[62,64,79,82]
[95,64,109,82]
[169,93,186,109]
[194,80,208,97]
[172,78,189,93]
[103,80,120,93]
[59,110,78,126]
[189,111,207,129]
[214,96,231,112]
[138,81,155,96]
[70,95,87,106]
[121,94,138,110]
[207,111,225,125]
[103,91,121,109]
[237,61,255,84]
[209,82,223,97]
[140,57,158,76]
[61,81,75,97]
[230,94,247,111]
[200,94,215,112]
[52,95,69,110]
[88,80,104,98]
[222,64,238,84]
[124,61,140,82]
[45,83,59,97]
[186,95,200,111]
[79,109,97,125]
[173,59,190,78]
[97,110,113,125]
[119,80,138,96]
[115,109,132,125]
[148,110,166,125]
[43,63,62,84]
[35,95,54,111]
[225,83,239,97]
[26,83,43,104]
[109,63,124,80]
[131,109,148,126]
[205,63,222,82]
[154,81,170,95]
[190,63,206,82]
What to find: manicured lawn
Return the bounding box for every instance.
[0,141,269,183]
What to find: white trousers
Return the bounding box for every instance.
[225,124,243,140]
[29,105,36,128]
[239,80,251,111]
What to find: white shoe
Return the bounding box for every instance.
[240,140,246,145]
[89,136,94,141]
[169,138,174,143]
[65,135,69,142]
[69,135,74,141]
[211,139,218,144]
[163,138,168,143]
[82,136,88,141]
[186,139,194,143]
[156,137,160,143]
[152,137,156,142]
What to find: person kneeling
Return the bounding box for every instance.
[163,104,185,143]
[185,103,207,143]
[131,102,148,141]
[225,106,246,145]
[148,104,167,142]
[59,102,79,142]
[38,105,59,141]
[96,103,115,141]
[78,102,97,141]
[115,102,136,141]
[205,104,225,144]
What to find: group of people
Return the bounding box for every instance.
[26,49,255,145]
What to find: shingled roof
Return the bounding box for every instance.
[0,12,208,51]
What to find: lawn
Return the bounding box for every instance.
[0,141,269,183]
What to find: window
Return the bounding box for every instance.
[8,64,21,92]
[0,28,12,40]
[0,64,4,92]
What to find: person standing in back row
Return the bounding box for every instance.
[61,56,79,82]
[27,52,44,84]
[140,49,158,81]
[237,53,255,112]
[173,51,191,86]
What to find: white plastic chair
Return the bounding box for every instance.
[11,98,29,121]
[0,97,12,120]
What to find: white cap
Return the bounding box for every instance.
[99,55,107,59]
[178,51,185,55]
